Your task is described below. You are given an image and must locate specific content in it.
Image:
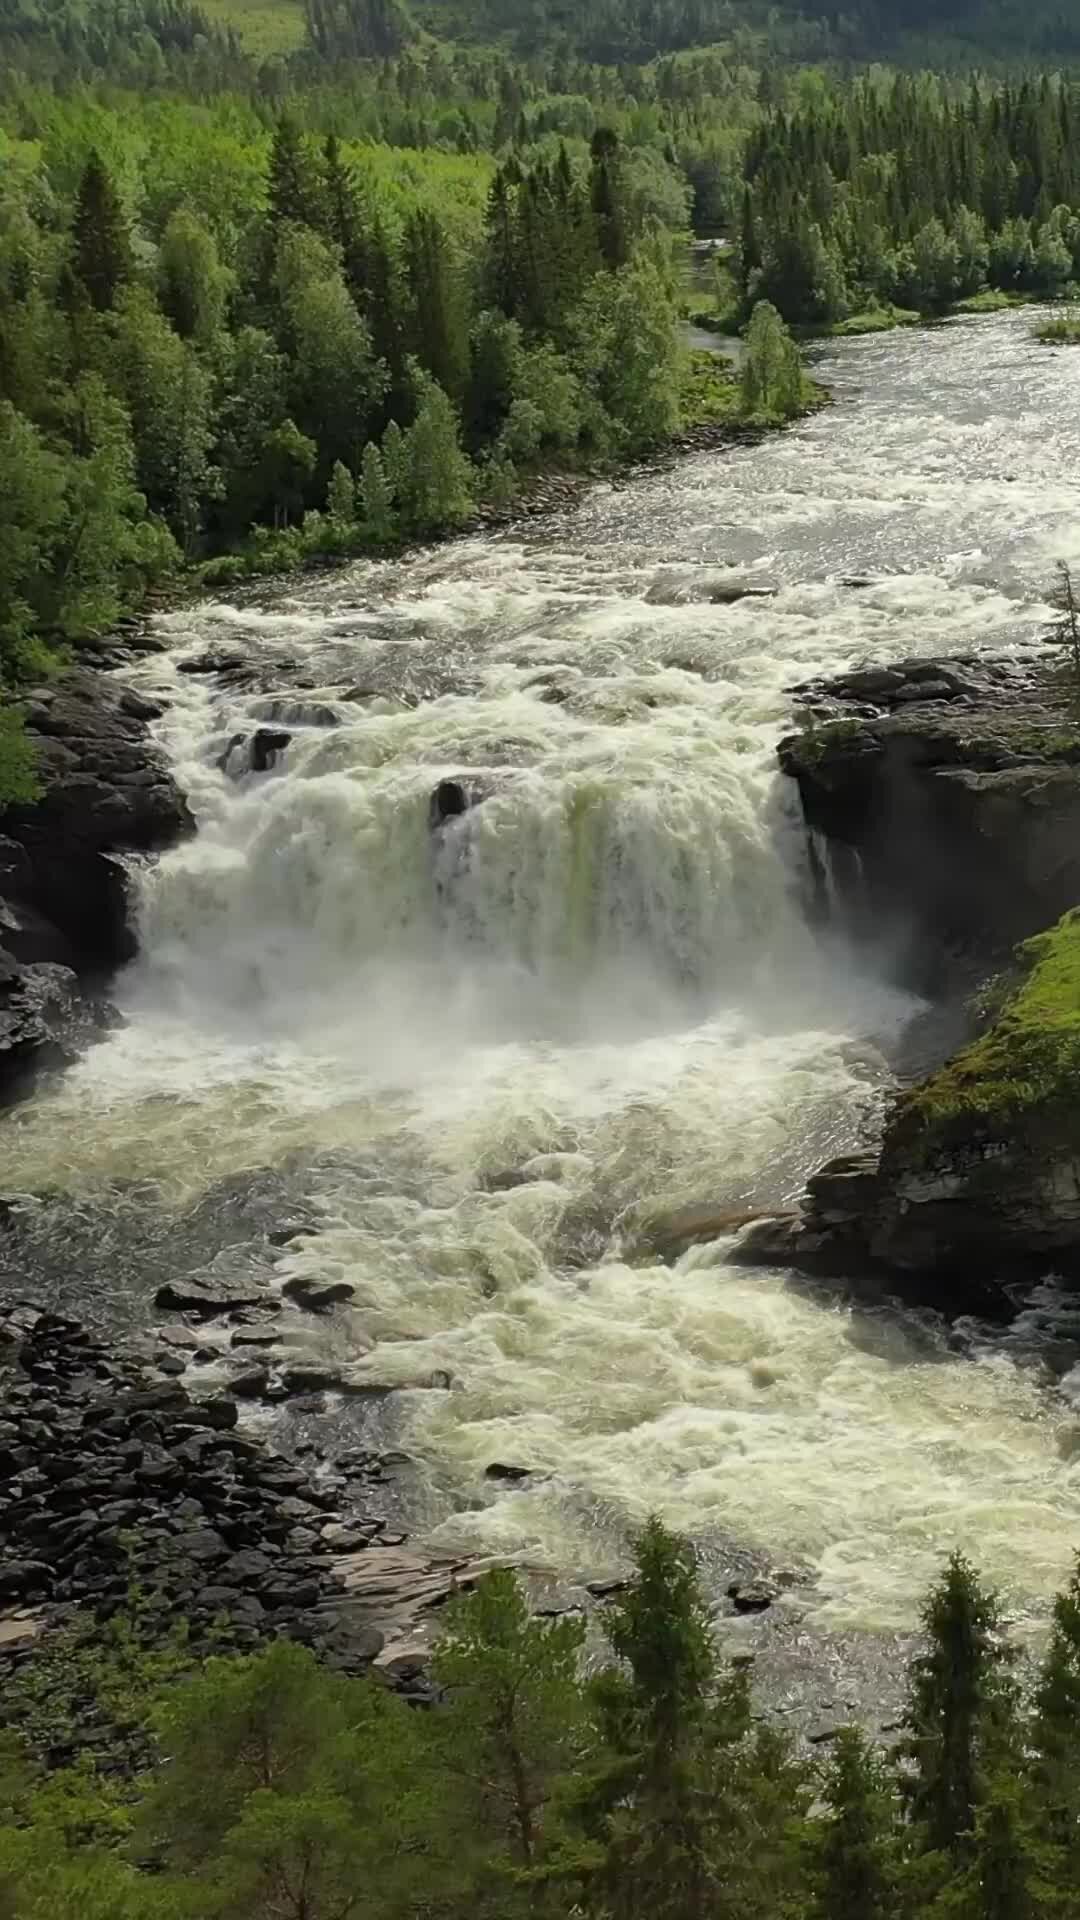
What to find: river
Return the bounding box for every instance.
[6,309,1080,1639]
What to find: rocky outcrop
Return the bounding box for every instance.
[779,652,1080,982]
[0,667,192,1103]
[741,658,1080,1299]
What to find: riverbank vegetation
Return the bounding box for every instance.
[0,17,829,800]
[6,1518,1080,1918]
[735,73,1080,329]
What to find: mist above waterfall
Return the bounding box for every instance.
[9,310,1080,1633]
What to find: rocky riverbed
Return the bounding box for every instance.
[0,1297,506,1713]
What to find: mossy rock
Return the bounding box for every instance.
[894,908,1080,1152]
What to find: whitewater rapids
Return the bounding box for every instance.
[7,310,1080,1633]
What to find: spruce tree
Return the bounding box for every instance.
[1030,1555,1080,1861]
[903,1553,1015,1859]
[404,209,468,400]
[590,127,629,270]
[807,1727,898,1920]
[72,152,131,313]
[325,459,356,527]
[359,440,394,542]
[267,115,321,233]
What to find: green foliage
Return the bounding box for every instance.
[1037,309,1080,343]
[9,1543,1080,1919]
[807,1728,899,1920]
[902,1553,1015,1859]
[738,74,1080,329]
[0,706,41,811]
[740,299,811,422]
[432,1566,591,1870]
[396,370,475,533]
[899,909,1080,1138]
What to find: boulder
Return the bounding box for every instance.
[282,1275,356,1311]
[0,963,112,1109]
[779,653,1080,983]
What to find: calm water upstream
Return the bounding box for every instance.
[7,309,1080,1634]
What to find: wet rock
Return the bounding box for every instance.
[321,1522,376,1552]
[0,1561,50,1599]
[282,1275,356,1311]
[779,652,1080,977]
[0,963,112,1108]
[429,778,471,829]
[176,650,246,676]
[728,1581,776,1615]
[484,1462,533,1482]
[186,1397,239,1431]
[155,1275,271,1314]
[0,668,192,1106]
[280,1363,344,1395]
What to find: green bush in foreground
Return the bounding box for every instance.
[6,1528,1080,1919]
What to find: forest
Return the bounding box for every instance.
[734,72,1080,325]
[4,1519,1080,1919]
[0,0,834,802]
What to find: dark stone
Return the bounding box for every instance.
[281,1276,356,1311]
[0,1559,50,1597]
[484,1462,532,1482]
[251,728,291,774]
[222,1550,273,1586]
[728,1582,775,1615]
[280,1364,343,1395]
[172,1528,227,1563]
[155,1277,270,1314]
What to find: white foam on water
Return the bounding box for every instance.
[10,310,1080,1628]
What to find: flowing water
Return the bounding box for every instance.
[8,309,1080,1636]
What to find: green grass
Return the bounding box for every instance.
[897,910,1080,1141]
[199,0,305,55]
[1037,308,1080,344]
[828,304,920,336]
[951,289,1033,315]
[680,348,740,423]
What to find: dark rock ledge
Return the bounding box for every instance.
[737,653,1080,1302]
[0,665,193,1104]
[0,1300,493,1704]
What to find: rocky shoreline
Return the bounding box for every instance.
[0,1299,503,1719]
[737,649,1080,1302]
[0,658,193,1106]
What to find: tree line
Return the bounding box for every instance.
[737,71,1080,325]
[4,1518,1080,1918]
[0,101,690,778]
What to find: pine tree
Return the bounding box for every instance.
[267,114,321,233]
[396,373,474,534]
[903,1553,1015,1859]
[404,209,468,400]
[431,1567,590,1871]
[590,127,629,270]
[325,459,356,527]
[1030,1554,1080,1859]
[940,1783,1048,1920]
[72,152,132,313]
[807,1727,898,1920]
[359,440,394,542]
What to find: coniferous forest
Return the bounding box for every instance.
[5,1520,1080,1920]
